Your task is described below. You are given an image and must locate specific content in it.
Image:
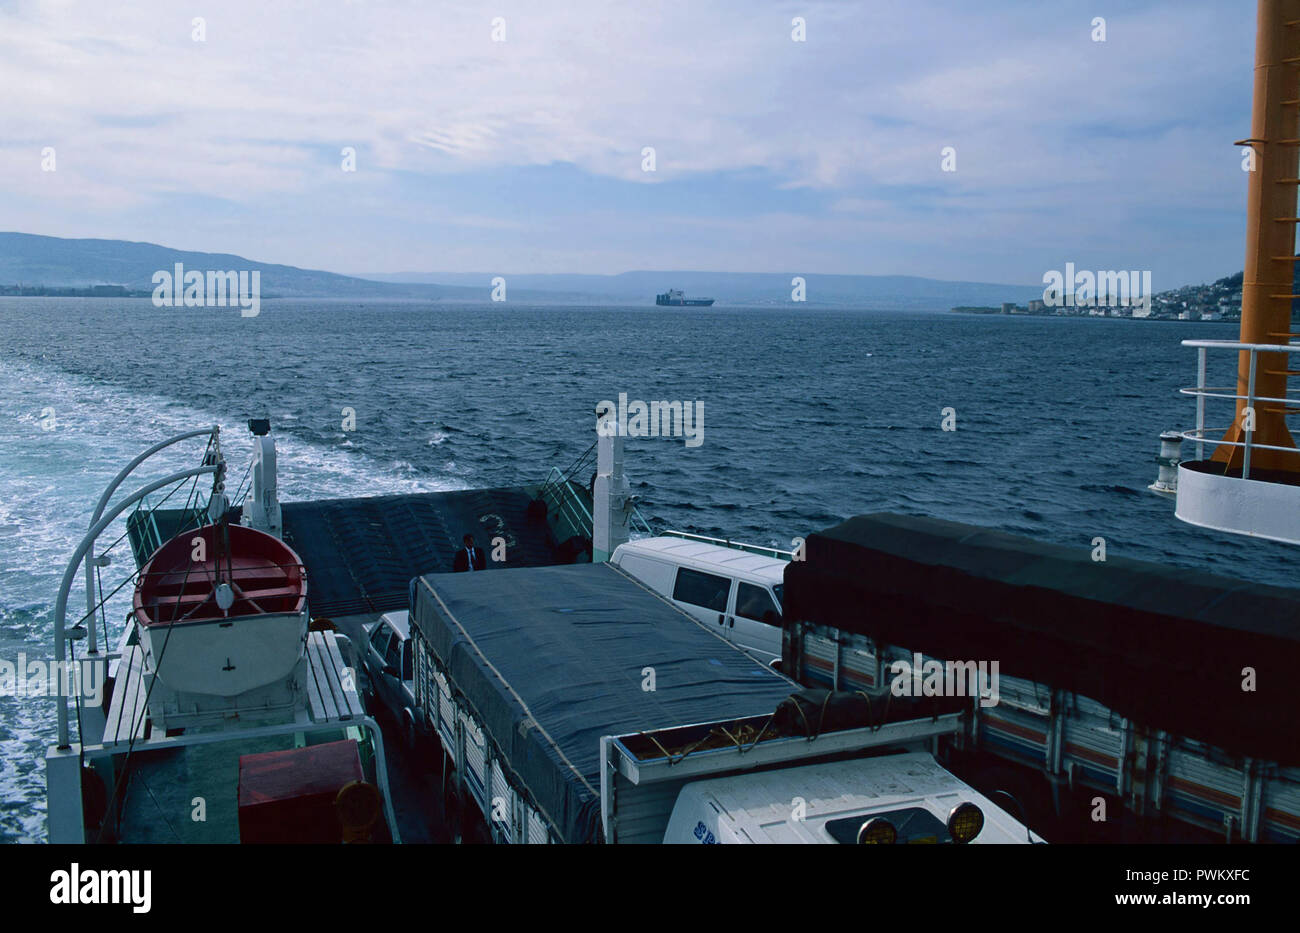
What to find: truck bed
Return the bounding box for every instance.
[785,512,1300,765]
[408,562,795,843]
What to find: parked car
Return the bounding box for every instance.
[362,610,419,748]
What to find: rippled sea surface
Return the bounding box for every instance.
[1,297,1296,841]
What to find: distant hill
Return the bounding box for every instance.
[0,233,480,300]
[0,232,1049,307]
[358,270,1047,309]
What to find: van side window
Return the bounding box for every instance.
[672,568,730,612]
[370,624,393,655]
[736,582,781,623]
[401,641,414,680]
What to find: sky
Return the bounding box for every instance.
[0,0,1264,288]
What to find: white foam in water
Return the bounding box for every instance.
[0,356,467,842]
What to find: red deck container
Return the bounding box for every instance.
[237,739,363,843]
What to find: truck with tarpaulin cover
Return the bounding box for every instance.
[781,513,1300,844]
[406,562,1040,844]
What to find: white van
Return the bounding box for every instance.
[609,536,786,665]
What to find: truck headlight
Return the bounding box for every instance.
[946,803,984,844]
[856,818,897,845]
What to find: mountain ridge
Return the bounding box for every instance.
[0,233,477,300]
[0,232,1106,307]
[353,269,1047,308]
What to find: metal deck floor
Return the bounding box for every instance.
[131,485,570,619]
[114,735,294,843]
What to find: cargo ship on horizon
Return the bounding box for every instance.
[656,288,714,307]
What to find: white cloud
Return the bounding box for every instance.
[0,0,1256,282]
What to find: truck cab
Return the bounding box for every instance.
[609,536,786,666]
[662,752,1042,844]
[363,610,419,747]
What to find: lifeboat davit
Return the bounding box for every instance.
[132,523,308,697]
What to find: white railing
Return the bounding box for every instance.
[1179,339,1300,479]
[661,530,795,561]
[538,466,653,538]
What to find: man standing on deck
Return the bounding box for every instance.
[453,533,486,572]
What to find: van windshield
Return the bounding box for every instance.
[737,582,782,623]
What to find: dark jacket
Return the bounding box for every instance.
[453,545,487,572]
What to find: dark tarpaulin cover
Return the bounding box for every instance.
[784,513,1300,765]
[409,562,794,843]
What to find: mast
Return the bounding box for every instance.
[592,405,632,562]
[1217,0,1300,474]
[1163,1,1300,544]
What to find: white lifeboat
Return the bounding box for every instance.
[132,523,308,697]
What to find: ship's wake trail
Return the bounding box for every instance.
[0,356,464,843]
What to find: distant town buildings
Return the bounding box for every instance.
[0,283,142,297]
[953,272,1261,322]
